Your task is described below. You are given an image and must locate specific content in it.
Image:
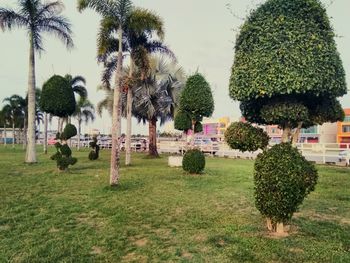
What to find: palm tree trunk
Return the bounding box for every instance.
[12,118,15,148]
[43,112,48,154]
[78,116,81,151]
[148,117,159,157]
[4,123,7,147]
[109,25,123,186]
[25,35,37,163]
[23,116,27,150]
[125,59,134,166]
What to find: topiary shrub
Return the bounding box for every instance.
[225,122,269,152]
[182,149,205,174]
[89,137,100,160]
[254,143,318,231]
[40,75,76,117]
[174,110,192,132]
[51,124,78,171]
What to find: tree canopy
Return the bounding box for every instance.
[229,0,347,132]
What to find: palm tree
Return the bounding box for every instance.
[133,56,185,157]
[78,0,133,186]
[73,98,95,150]
[0,0,73,163]
[2,95,26,148]
[0,107,11,146]
[97,14,173,165]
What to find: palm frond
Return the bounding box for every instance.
[0,8,28,31]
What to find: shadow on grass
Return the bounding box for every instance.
[102,180,145,193]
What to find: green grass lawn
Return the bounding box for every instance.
[0,146,349,262]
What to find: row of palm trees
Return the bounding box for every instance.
[0,80,95,151]
[1,0,185,186]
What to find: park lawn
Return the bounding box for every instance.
[0,146,349,263]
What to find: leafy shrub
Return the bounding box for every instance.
[174,110,192,132]
[50,124,78,171]
[225,122,269,152]
[194,121,203,133]
[182,149,205,174]
[88,137,100,160]
[254,143,318,224]
[40,75,76,117]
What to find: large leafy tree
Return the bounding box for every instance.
[96,10,171,165]
[228,0,346,234]
[229,0,346,143]
[73,98,95,150]
[132,56,185,157]
[78,0,133,186]
[2,95,26,147]
[0,0,73,163]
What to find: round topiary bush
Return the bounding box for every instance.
[182,149,205,174]
[254,143,318,226]
[89,137,100,160]
[174,110,191,132]
[225,122,269,152]
[61,123,77,141]
[40,75,76,117]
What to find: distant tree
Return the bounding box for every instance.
[73,98,95,150]
[175,73,214,146]
[0,0,73,163]
[2,95,25,147]
[132,56,185,157]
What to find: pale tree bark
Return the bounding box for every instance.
[281,126,291,143]
[77,115,81,151]
[292,122,303,146]
[23,116,27,150]
[148,117,159,157]
[12,118,15,148]
[191,120,196,148]
[4,124,7,147]
[109,25,123,186]
[25,35,37,163]
[43,112,48,154]
[125,59,134,166]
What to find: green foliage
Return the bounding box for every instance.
[194,121,203,133]
[225,122,269,152]
[182,149,206,174]
[254,143,318,224]
[174,110,191,131]
[260,101,309,128]
[179,73,214,123]
[230,0,346,101]
[50,124,77,171]
[40,75,76,117]
[89,137,100,160]
[61,124,77,140]
[229,0,347,129]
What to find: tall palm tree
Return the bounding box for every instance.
[133,56,185,157]
[0,0,73,162]
[97,11,173,165]
[73,98,95,150]
[2,95,26,148]
[78,0,133,186]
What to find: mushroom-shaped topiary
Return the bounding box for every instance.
[40,75,76,117]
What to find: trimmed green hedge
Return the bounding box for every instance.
[182,149,205,174]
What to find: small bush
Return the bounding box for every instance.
[61,123,77,141]
[254,143,318,224]
[174,110,192,132]
[182,149,205,174]
[88,137,100,160]
[50,124,78,171]
[225,122,269,152]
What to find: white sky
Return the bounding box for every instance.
[0,0,349,135]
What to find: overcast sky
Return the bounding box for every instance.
[0,0,349,135]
